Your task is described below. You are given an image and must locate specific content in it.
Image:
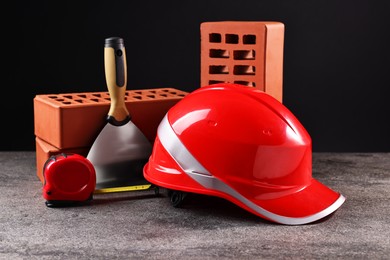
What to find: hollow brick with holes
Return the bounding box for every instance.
[200,21,284,102]
[33,88,187,182]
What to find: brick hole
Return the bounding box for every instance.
[209,80,226,85]
[226,34,239,44]
[209,49,229,58]
[132,96,142,100]
[149,90,156,93]
[92,94,102,97]
[161,89,169,92]
[209,33,222,43]
[233,65,255,75]
[209,65,229,74]
[243,35,256,44]
[55,99,65,102]
[177,94,186,97]
[104,98,111,101]
[234,50,255,60]
[78,94,87,98]
[90,98,99,102]
[62,101,72,105]
[48,96,58,99]
[159,94,168,97]
[63,95,73,99]
[234,81,256,87]
[134,91,142,94]
[74,99,83,103]
[147,95,155,98]
[169,91,177,95]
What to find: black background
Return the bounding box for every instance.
[3,0,389,152]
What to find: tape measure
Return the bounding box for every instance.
[42,153,96,207]
[94,184,159,194]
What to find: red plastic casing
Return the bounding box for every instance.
[42,153,96,202]
[144,83,344,225]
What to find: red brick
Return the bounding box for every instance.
[33,88,188,182]
[200,21,284,102]
[35,137,90,183]
[34,88,187,149]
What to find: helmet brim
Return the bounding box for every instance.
[145,150,345,225]
[179,169,346,225]
[241,179,345,225]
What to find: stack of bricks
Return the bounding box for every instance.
[200,21,284,103]
[33,88,187,182]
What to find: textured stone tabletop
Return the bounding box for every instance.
[0,152,389,259]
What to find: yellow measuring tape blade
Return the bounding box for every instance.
[94,184,152,194]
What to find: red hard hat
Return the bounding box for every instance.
[144,83,345,225]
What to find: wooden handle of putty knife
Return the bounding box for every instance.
[104,37,129,126]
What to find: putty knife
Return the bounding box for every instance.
[87,37,153,192]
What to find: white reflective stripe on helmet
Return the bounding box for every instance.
[158,114,345,225]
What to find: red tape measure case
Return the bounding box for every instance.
[42,153,96,207]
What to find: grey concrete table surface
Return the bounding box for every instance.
[0,152,389,259]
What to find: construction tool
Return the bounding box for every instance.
[42,153,96,207]
[87,37,153,193]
